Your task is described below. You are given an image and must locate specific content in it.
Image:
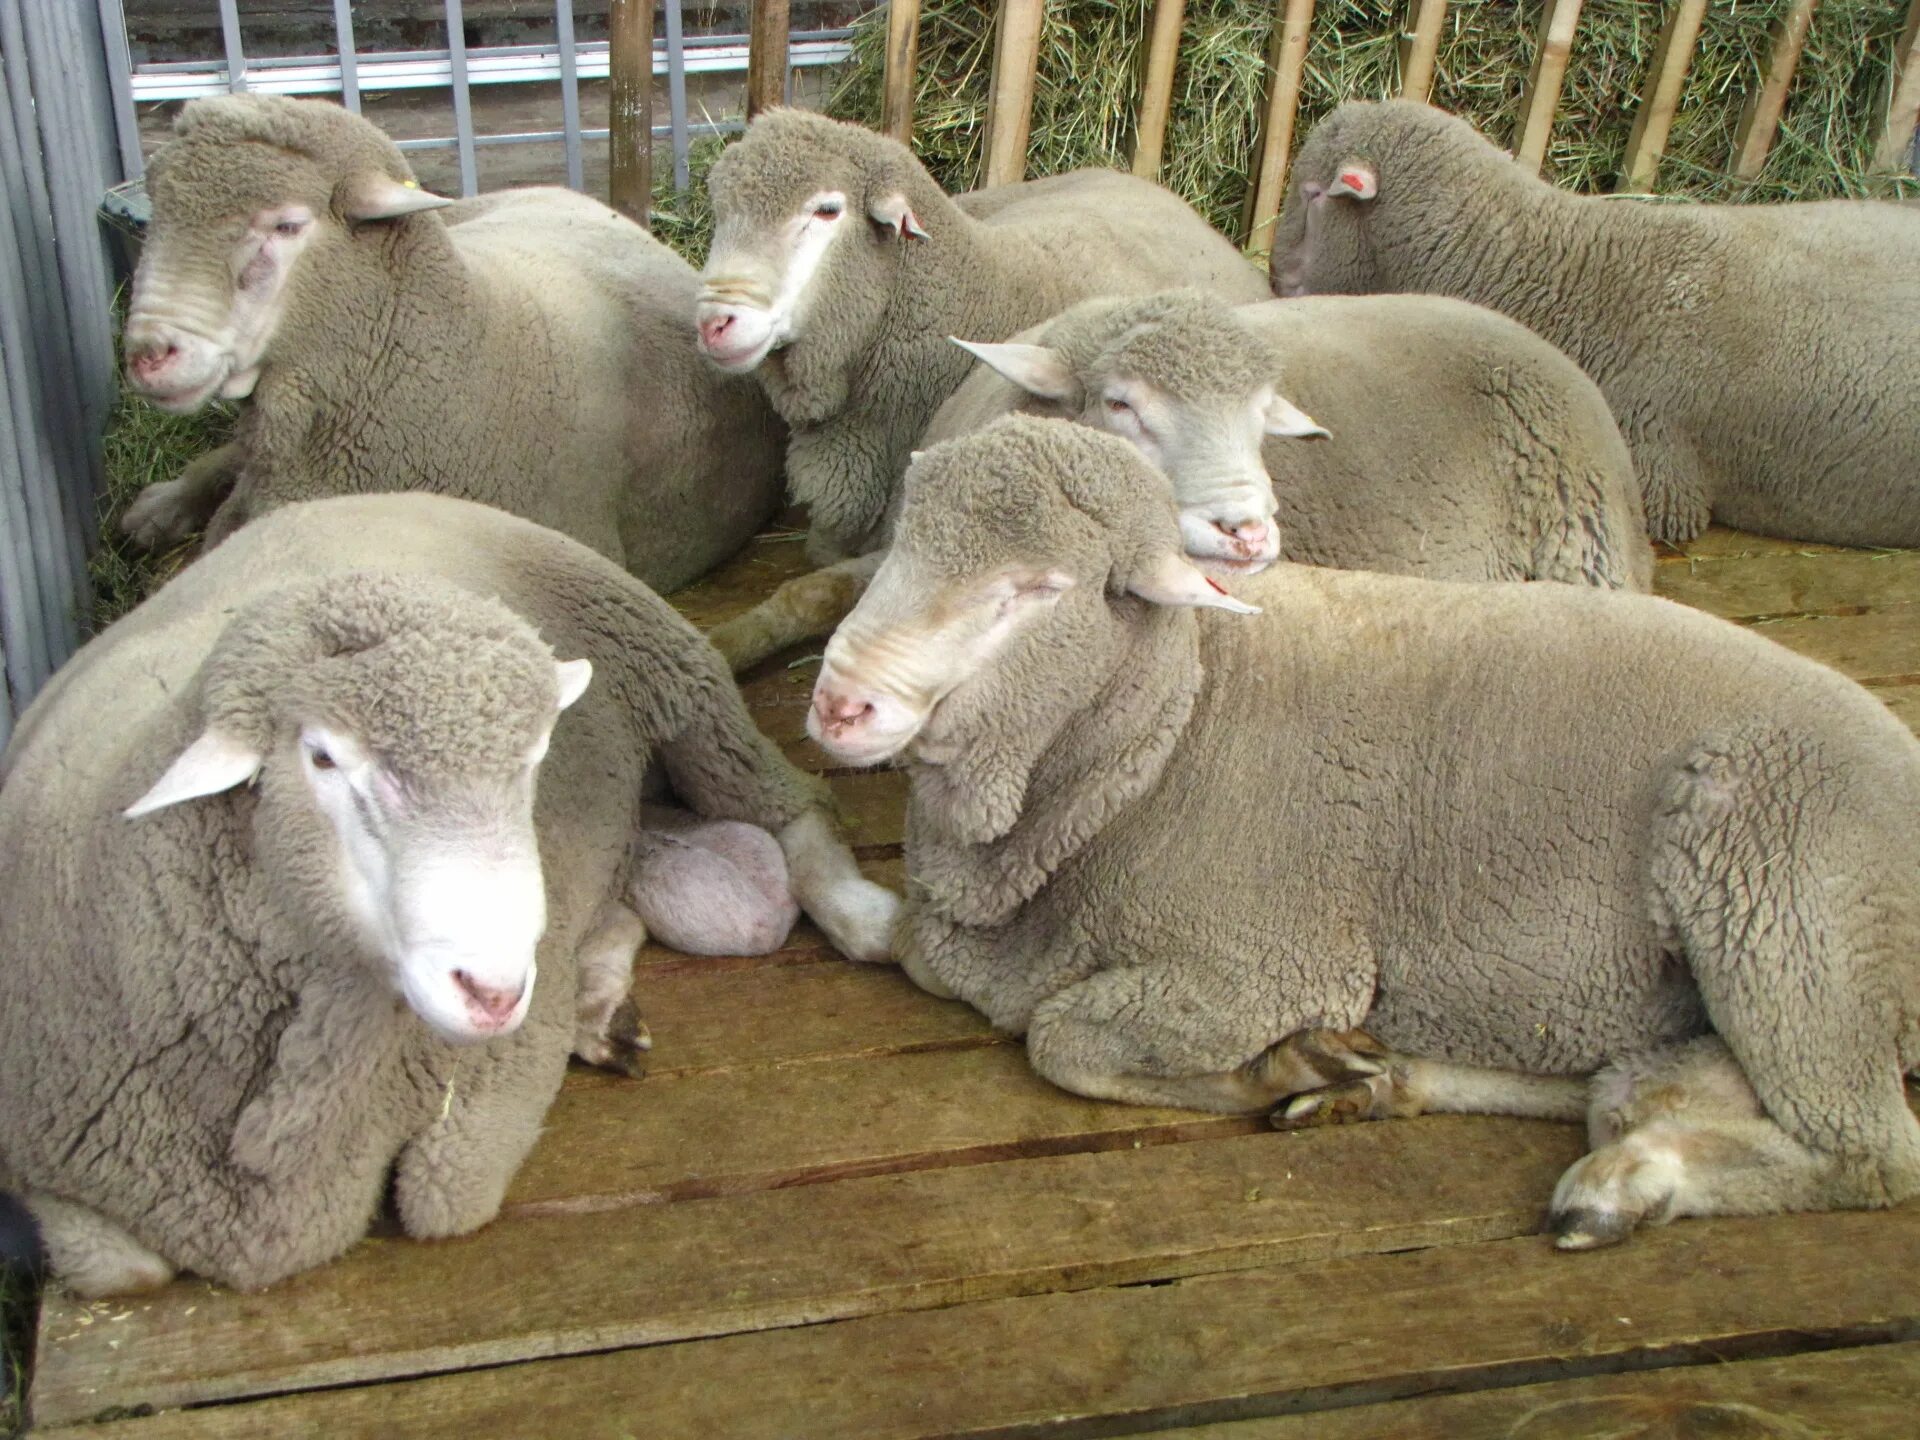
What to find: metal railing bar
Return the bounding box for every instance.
[665,0,691,191]
[332,0,361,112]
[215,0,247,92]
[94,0,146,179]
[391,118,742,152]
[444,0,479,195]
[555,0,583,188]
[132,29,853,73]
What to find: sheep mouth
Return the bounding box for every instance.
[128,369,228,415]
[1197,554,1275,577]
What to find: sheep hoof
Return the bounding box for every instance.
[1270,1078,1385,1131]
[604,998,653,1078]
[119,479,204,554]
[1551,1207,1636,1251]
[1246,1027,1389,1103]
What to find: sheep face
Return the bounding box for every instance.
[123,95,450,413]
[697,111,928,382]
[1270,103,1397,299]
[808,419,1256,768]
[125,574,591,1046]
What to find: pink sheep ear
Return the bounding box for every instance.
[1126,551,1262,614]
[1327,164,1378,201]
[555,659,593,711]
[1264,391,1330,439]
[125,728,263,818]
[335,172,453,224]
[950,339,1079,403]
[869,192,929,241]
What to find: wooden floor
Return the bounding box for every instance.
[26,529,1920,1437]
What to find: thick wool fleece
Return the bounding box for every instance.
[703,109,1270,560]
[895,419,1920,1200]
[1271,99,1920,547]
[926,289,1651,588]
[134,95,783,592]
[0,494,825,1290]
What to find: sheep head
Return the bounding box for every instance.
[697,110,938,396]
[124,94,451,414]
[126,572,590,1046]
[952,291,1327,575]
[808,416,1255,770]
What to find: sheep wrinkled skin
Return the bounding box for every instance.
[120,94,785,593]
[810,417,1920,1248]
[0,494,897,1296]
[1271,99,1920,547]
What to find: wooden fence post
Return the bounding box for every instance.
[1513,0,1584,174]
[747,0,791,119]
[1872,0,1920,172]
[1399,0,1447,102]
[981,0,1045,187]
[881,0,922,143]
[1241,0,1315,251]
[1131,0,1186,179]
[1730,0,1818,180]
[1619,0,1709,192]
[608,0,653,225]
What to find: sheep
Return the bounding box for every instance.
[805,415,1920,1248]
[693,108,1271,567]
[0,492,898,1297]
[1269,99,1920,548]
[117,94,785,595]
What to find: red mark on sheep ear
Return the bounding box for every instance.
[1206,576,1227,594]
[1340,171,1366,190]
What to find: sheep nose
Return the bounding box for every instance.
[697,312,735,349]
[127,339,180,383]
[812,686,875,734]
[452,969,524,1025]
[1214,518,1269,555]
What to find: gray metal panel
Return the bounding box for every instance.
[444,0,479,195]
[217,0,247,92]
[333,0,361,113]
[556,0,583,190]
[95,0,144,180]
[665,0,690,191]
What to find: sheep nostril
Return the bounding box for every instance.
[129,342,179,378]
[699,313,734,346]
[452,969,523,1023]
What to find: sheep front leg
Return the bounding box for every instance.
[1272,1047,1588,1130]
[118,441,243,553]
[22,1192,174,1299]
[572,899,652,1077]
[707,552,884,675]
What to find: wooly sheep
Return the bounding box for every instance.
[119,94,784,594]
[1270,99,1920,548]
[694,108,1270,565]
[934,288,1651,587]
[807,416,1920,1248]
[0,494,898,1297]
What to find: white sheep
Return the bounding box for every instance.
[1272,100,1920,547]
[807,416,1920,1249]
[117,94,784,594]
[0,493,897,1297]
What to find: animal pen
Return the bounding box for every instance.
[5,0,1920,1434]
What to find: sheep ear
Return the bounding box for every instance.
[1326,164,1377,201]
[335,172,453,223]
[950,340,1079,403]
[1127,551,1261,615]
[555,658,593,711]
[1264,391,1330,439]
[868,192,929,241]
[126,729,263,818]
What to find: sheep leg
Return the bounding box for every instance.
[1273,1050,1589,1130]
[1620,408,1710,544]
[23,1192,174,1298]
[572,898,652,1077]
[1551,1037,1883,1250]
[118,441,243,553]
[707,552,883,674]
[778,808,901,965]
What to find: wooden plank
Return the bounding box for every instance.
[1618,0,1710,193]
[880,0,922,144]
[1748,606,1920,686]
[829,766,907,849]
[606,0,653,225]
[746,0,792,119]
[1136,1340,1920,1439]
[1130,0,1187,180]
[1652,548,1920,620]
[1241,0,1315,251]
[667,530,815,631]
[59,1209,1920,1438]
[1730,0,1820,181]
[980,0,1046,187]
[508,1041,1260,1210]
[1661,524,1844,561]
[1872,0,1920,173]
[1876,682,1920,736]
[1512,0,1585,175]
[1398,0,1447,102]
[30,1120,1581,1427]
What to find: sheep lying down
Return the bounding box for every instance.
[0,494,897,1297]
[809,416,1920,1249]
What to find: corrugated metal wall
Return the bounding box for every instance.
[0,0,125,747]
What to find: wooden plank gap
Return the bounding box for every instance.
[1871,0,1920,172]
[1398,0,1447,102]
[880,0,922,143]
[1131,0,1187,180]
[1512,0,1585,175]
[981,0,1046,186]
[1729,0,1819,180]
[1241,0,1316,251]
[1619,0,1711,193]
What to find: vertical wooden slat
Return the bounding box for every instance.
[1130,0,1186,179]
[1871,0,1920,172]
[608,0,652,225]
[1241,0,1315,250]
[1399,0,1447,102]
[980,0,1045,187]
[1618,0,1710,192]
[1729,0,1817,181]
[747,0,791,119]
[880,0,921,143]
[1512,0,1584,175]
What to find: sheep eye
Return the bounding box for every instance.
[812,201,844,220]
[1105,396,1133,416]
[274,220,305,237]
[308,747,336,771]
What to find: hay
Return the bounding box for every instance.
[829,0,1918,240]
